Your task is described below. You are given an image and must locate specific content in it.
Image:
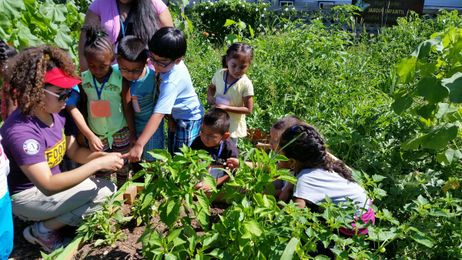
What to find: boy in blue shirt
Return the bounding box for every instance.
[126,27,203,161]
[117,36,164,162]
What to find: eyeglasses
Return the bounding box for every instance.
[119,67,145,74]
[149,55,174,68]
[43,88,71,101]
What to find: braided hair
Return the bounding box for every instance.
[280,124,354,182]
[83,24,114,59]
[0,40,17,76]
[6,46,78,115]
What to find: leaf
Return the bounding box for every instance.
[409,228,434,248]
[372,174,386,182]
[224,19,236,27]
[442,72,462,103]
[248,24,254,39]
[0,0,25,19]
[202,233,219,248]
[159,200,181,228]
[415,77,448,103]
[396,57,417,84]
[243,220,262,237]
[280,237,299,260]
[420,124,458,150]
[437,148,462,165]
[39,2,67,22]
[391,93,413,115]
[435,103,457,119]
[368,227,398,242]
[416,103,437,119]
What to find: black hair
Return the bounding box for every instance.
[221,42,253,68]
[131,0,159,44]
[83,24,114,58]
[203,108,230,135]
[280,124,354,182]
[117,36,148,63]
[149,27,186,60]
[0,40,17,64]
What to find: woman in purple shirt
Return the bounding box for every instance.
[1,46,124,253]
[78,0,173,71]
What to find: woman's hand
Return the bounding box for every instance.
[94,153,124,172]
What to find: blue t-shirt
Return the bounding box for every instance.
[154,61,203,120]
[130,67,157,133]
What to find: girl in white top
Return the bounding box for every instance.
[279,124,375,235]
[207,43,254,145]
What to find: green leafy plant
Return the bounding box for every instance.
[392,26,462,165]
[0,0,83,61]
[77,195,132,247]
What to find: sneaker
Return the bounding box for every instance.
[23,223,66,253]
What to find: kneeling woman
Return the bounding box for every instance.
[1,46,124,252]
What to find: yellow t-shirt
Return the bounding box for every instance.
[212,69,254,138]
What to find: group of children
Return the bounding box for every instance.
[0,25,375,255]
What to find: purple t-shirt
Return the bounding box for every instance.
[0,109,67,194]
[89,0,167,44]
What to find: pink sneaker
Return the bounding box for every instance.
[23,223,66,253]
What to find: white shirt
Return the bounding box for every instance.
[293,168,369,209]
[0,135,10,197]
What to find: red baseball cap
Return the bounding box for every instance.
[44,67,81,89]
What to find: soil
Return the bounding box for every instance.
[9,203,227,259]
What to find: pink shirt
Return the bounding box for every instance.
[89,0,168,44]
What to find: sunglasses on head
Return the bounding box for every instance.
[43,87,72,101]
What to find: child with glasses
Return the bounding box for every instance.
[126,27,203,161]
[190,108,239,191]
[279,124,375,236]
[117,36,164,162]
[207,43,254,146]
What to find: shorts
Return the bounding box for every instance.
[168,118,201,154]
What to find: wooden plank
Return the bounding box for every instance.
[123,185,137,205]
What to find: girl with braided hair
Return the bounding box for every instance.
[81,25,134,186]
[279,124,375,236]
[0,46,124,253]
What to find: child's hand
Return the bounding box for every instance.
[124,143,143,162]
[278,183,294,202]
[226,158,239,169]
[195,181,212,191]
[214,104,229,110]
[88,134,104,152]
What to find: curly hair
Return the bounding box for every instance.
[6,45,78,115]
[280,124,354,182]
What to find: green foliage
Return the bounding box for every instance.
[77,195,132,247]
[0,0,84,61]
[392,26,462,165]
[187,0,270,43]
